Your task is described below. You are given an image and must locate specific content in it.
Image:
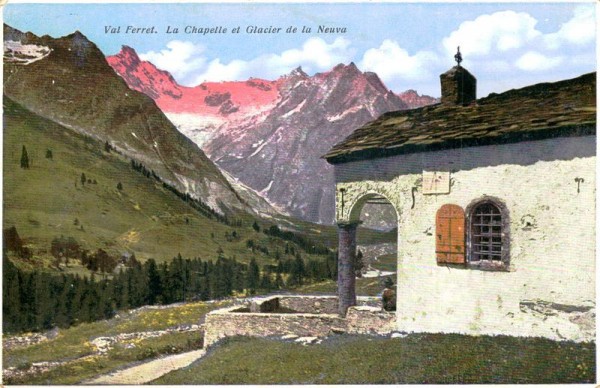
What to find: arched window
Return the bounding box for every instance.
[466,198,510,269]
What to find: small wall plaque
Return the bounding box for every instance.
[423,171,450,194]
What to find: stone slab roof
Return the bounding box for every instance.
[324,72,596,164]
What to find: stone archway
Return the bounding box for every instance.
[336,191,399,316]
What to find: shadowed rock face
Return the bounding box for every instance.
[3,24,247,215]
[204,64,410,224]
[108,46,438,224]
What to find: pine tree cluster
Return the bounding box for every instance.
[3,250,338,334]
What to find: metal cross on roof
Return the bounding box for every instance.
[454,46,462,66]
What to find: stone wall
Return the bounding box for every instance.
[346,306,396,335]
[278,295,339,314]
[203,296,394,347]
[333,135,596,342]
[204,306,346,347]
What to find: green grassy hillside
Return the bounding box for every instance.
[3,96,333,273]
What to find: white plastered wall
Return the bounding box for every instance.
[334,134,595,342]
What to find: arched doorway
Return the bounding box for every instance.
[337,192,399,316]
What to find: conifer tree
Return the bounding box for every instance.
[55,282,71,328]
[128,265,147,307]
[145,259,162,305]
[3,259,22,332]
[259,271,273,291]
[20,145,29,169]
[158,261,171,303]
[70,277,85,324]
[200,272,211,301]
[232,262,245,293]
[293,254,306,285]
[99,279,115,319]
[246,258,260,294]
[33,271,53,330]
[115,271,130,310]
[212,259,229,298]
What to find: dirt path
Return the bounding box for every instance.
[81,349,206,385]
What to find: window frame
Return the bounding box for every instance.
[465,196,510,271]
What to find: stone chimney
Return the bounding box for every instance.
[440,47,476,106]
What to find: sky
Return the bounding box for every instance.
[4,2,596,97]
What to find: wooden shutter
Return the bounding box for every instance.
[436,204,465,264]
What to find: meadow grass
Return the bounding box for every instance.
[371,252,397,271]
[153,334,595,384]
[2,300,231,383]
[294,275,397,296]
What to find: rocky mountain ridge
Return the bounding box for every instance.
[107,45,438,224]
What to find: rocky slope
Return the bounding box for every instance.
[3,25,248,215]
[108,46,438,223]
[205,64,409,224]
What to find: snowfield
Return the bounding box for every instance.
[4,40,51,65]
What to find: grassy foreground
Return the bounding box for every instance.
[154,334,595,384]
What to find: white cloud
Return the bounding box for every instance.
[543,5,595,49]
[277,37,353,69]
[515,51,564,71]
[139,40,207,85]
[142,37,354,86]
[438,6,595,95]
[359,40,438,82]
[138,37,436,92]
[443,11,541,57]
[442,6,595,60]
[194,37,354,84]
[477,60,512,73]
[196,59,249,84]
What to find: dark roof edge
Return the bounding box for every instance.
[325,123,596,165]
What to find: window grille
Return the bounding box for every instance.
[470,203,503,262]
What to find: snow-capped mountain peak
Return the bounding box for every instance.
[107,46,438,223]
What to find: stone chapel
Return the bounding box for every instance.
[324,61,596,342]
